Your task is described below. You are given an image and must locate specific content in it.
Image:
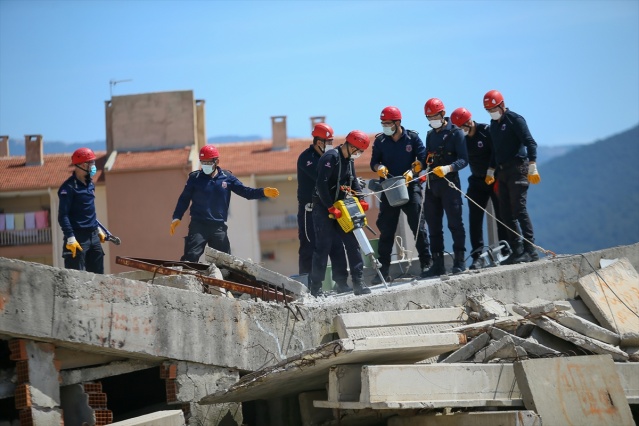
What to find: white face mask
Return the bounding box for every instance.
[351,152,362,159]
[429,119,443,129]
[202,165,214,175]
[324,144,333,151]
[382,125,395,136]
[489,111,502,120]
[462,129,469,136]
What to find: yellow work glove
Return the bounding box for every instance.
[411,160,422,173]
[402,170,413,185]
[98,229,106,243]
[528,162,541,184]
[264,187,280,198]
[377,165,389,178]
[485,168,495,185]
[65,236,82,258]
[433,165,452,178]
[169,219,180,236]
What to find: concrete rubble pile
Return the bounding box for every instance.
[1,244,638,425]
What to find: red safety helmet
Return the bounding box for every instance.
[311,123,334,139]
[451,107,473,127]
[345,130,370,151]
[380,106,402,121]
[483,90,504,109]
[72,148,96,165]
[199,145,220,161]
[424,98,445,116]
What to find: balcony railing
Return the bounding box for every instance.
[259,214,298,231]
[0,228,52,246]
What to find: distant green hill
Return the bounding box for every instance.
[527,124,639,255]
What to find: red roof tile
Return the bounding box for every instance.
[109,147,192,171]
[0,153,106,192]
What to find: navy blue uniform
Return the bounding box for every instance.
[465,123,508,258]
[424,120,468,254]
[57,174,104,273]
[310,147,364,291]
[369,128,431,270]
[488,109,537,252]
[297,145,348,284]
[173,168,265,261]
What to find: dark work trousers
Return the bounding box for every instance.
[376,185,430,267]
[63,228,104,274]
[497,158,535,247]
[309,204,364,288]
[467,176,509,258]
[297,203,349,284]
[423,175,466,254]
[181,219,231,262]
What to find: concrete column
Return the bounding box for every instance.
[10,339,64,425]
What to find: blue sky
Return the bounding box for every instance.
[0,0,637,147]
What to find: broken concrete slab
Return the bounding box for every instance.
[387,410,542,426]
[60,359,157,386]
[616,362,639,404]
[466,293,509,320]
[109,410,185,425]
[513,355,634,426]
[199,333,465,405]
[511,299,572,317]
[204,246,308,295]
[550,310,621,346]
[441,332,491,363]
[333,307,468,339]
[574,257,639,346]
[490,327,561,357]
[474,335,527,363]
[317,363,522,409]
[443,317,522,337]
[532,316,629,361]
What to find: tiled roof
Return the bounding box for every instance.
[0,153,106,192]
[109,146,192,171]
[216,135,375,176]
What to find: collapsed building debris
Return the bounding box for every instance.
[0,244,638,425]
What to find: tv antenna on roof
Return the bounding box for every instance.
[109,79,133,97]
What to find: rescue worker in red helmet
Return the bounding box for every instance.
[170,144,280,261]
[451,107,508,269]
[370,106,431,283]
[297,123,350,293]
[483,90,540,263]
[57,147,106,273]
[421,98,468,277]
[309,130,371,296]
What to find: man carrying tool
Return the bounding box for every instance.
[370,106,431,283]
[57,147,106,273]
[309,130,371,297]
[170,144,280,262]
[451,107,508,270]
[297,123,350,293]
[421,98,468,277]
[483,90,540,263]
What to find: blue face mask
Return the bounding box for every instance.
[89,165,97,177]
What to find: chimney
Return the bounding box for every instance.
[271,116,287,151]
[25,134,44,166]
[310,116,326,132]
[0,136,8,157]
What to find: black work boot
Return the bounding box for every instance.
[512,243,539,263]
[452,251,466,274]
[420,257,433,275]
[353,280,371,296]
[371,264,390,285]
[334,281,351,294]
[469,256,483,270]
[421,252,445,278]
[309,280,324,297]
[501,241,523,265]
